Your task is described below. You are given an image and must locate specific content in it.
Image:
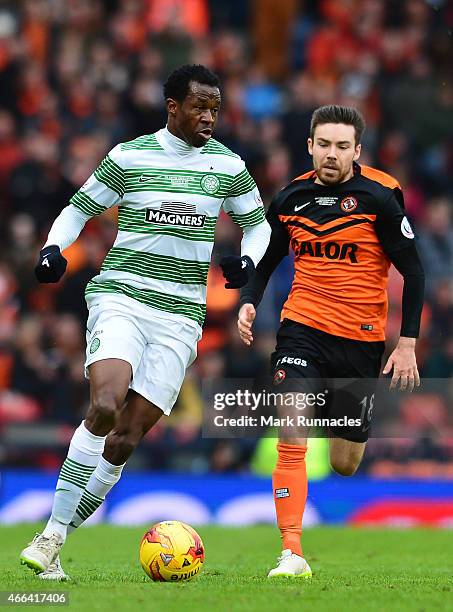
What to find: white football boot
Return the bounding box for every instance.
[267,549,312,578]
[20,533,64,574]
[39,555,70,581]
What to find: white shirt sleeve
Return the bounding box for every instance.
[240,220,272,267]
[43,143,125,250]
[70,143,124,214]
[44,204,91,251]
[222,161,271,266]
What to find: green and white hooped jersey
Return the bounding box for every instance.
[71,128,266,332]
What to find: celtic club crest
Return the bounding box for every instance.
[200,174,220,194]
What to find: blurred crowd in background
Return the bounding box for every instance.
[0,0,452,477]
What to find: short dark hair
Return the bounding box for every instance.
[310,105,366,144]
[163,64,220,102]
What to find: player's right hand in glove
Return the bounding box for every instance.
[34,245,67,283]
[219,255,255,289]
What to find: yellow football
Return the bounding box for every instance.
[139,520,205,582]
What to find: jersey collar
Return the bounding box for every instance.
[157,126,200,156]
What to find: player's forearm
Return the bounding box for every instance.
[389,245,425,338]
[240,220,271,267]
[240,228,288,308]
[239,265,271,308]
[43,204,91,251]
[400,272,425,337]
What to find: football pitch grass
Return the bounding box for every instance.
[1,525,452,611]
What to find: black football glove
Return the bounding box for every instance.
[219,255,255,289]
[34,245,67,283]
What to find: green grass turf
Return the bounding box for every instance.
[1,525,452,611]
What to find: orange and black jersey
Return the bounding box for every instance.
[241,163,425,342]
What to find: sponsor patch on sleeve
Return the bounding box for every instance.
[401,216,414,239]
[275,488,290,499]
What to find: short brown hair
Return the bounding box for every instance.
[310,105,366,144]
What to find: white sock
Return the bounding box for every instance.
[69,456,125,529]
[42,421,106,540]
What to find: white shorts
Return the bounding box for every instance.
[84,293,200,415]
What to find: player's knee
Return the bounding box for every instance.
[330,457,360,476]
[105,430,140,461]
[90,392,119,425]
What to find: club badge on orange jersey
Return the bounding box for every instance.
[340,196,358,212]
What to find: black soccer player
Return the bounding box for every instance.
[237,105,425,578]
[20,65,270,579]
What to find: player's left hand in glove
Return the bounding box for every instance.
[219,255,255,289]
[34,245,67,283]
